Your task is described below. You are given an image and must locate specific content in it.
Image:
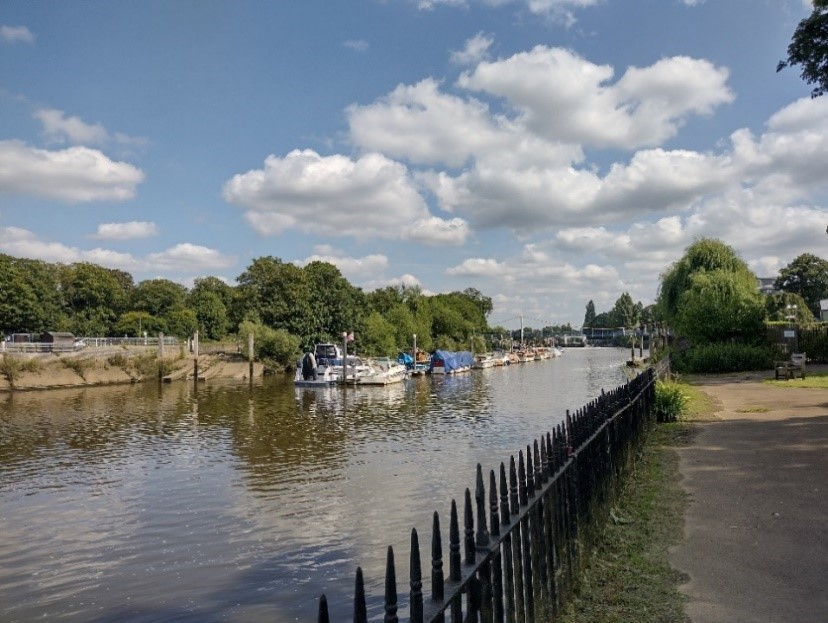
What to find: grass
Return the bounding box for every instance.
[554,381,715,623]
[764,371,828,389]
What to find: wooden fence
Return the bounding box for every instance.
[316,363,664,622]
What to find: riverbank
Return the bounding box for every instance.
[0,347,264,391]
[557,366,828,623]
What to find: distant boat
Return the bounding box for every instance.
[430,350,474,374]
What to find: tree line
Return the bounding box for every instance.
[0,253,501,365]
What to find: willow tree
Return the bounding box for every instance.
[657,239,765,344]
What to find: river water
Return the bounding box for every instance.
[0,347,631,622]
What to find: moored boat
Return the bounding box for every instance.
[430,350,474,374]
[356,357,409,385]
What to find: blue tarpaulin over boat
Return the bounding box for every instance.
[430,350,474,373]
[397,352,414,367]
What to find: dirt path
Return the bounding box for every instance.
[670,368,828,623]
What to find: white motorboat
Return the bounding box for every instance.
[356,357,409,385]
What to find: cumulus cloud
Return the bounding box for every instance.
[348,78,579,169]
[223,149,469,245]
[91,221,159,241]
[0,25,34,44]
[298,245,388,280]
[0,140,144,202]
[457,47,733,149]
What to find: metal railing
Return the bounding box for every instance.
[317,366,661,622]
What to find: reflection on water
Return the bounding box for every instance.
[0,348,629,622]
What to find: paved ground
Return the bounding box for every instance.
[670,367,828,623]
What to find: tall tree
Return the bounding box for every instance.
[236,257,315,344]
[777,0,828,98]
[774,253,828,317]
[612,292,639,328]
[61,263,130,336]
[583,300,596,328]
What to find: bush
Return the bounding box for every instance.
[61,357,93,380]
[237,321,300,370]
[654,380,688,423]
[673,343,775,374]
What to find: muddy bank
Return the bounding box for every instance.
[0,347,265,392]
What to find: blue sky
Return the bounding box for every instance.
[1,0,825,329]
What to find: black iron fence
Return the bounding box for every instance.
[766,324,828,363]
[316,363,665,622]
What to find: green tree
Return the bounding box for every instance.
[188,289,228,340]
[777,0,828,98]
[303,261,365,345]
[131,279,188,318]
[358,311,398,356]
[0,255,54,333]
[236,257,315,343]
[114,311,166,337]
[166,307,198,339]
[583,300,596,328]
[658,239,765,344]
[61,263,130,335]
[764,292,815,323]
[774,253,828,317]
[612,292,639,328]
[673,270,766,344]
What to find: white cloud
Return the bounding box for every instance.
[0,228,235,275]
[298,246,388,280]
[450,32,494,65]
[458,47,733,149]
[147,243,236,271]
[348,78,579,169]
[0,25,34,44]
[34,108,109,144]
[0,226,142,269]
[0,140,144,202]
[223,149,468,245]
[408,216,469,246]
[33,108,148,152]
[91,221,159,241]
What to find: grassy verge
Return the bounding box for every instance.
[763,371,828,389]
[554,382,716,623]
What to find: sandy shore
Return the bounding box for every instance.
[0,347,264,391]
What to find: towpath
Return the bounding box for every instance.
[671,367,828,623]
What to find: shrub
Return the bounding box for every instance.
[0,355,41,387]
[654,380,688,423]
[673,343,775,374]
[61,357,93,380]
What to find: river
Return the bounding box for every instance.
[0,347,632,622]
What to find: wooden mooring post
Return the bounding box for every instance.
[248,332,254,381]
